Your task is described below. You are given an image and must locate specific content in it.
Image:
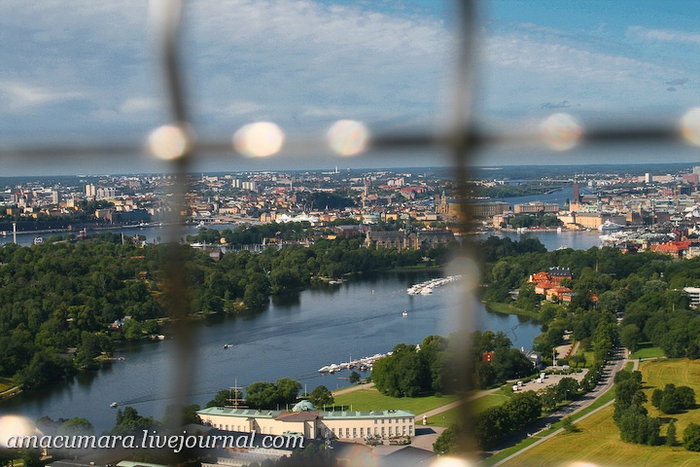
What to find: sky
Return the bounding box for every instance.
[1,0,700,174]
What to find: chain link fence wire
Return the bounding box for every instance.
[3,0,700,465]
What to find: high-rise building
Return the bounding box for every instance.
[85,184,96,198]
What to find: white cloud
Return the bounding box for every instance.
[120,97,160,114]
[628,26,700,46]
[0,81,85,110]
[185,0,453,129]
[483,33,668,85]
[0,0,453,139]
[477,23,697,120]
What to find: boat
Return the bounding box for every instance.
[402,311,408,317]
[33,237,44,245]
[420,288,433,295]
[110,402,118,408]
[223,344,231,349]
[598,220,625,232]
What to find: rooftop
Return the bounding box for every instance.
[198,407,415,420]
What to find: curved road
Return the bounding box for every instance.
[492,346,629,466]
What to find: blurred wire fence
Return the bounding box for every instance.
[3,0,700,464]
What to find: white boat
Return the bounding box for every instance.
[33,237,43,245]
[223,344,231,349]
[110,402,118,408]
[420,288,433,295]
[598,220,624,232]
[402,311,408,317]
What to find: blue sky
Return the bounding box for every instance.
[1,0,699,174]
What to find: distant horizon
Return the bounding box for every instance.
[2,160,700,180]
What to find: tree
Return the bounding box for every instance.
[540,386,559,411]
[659,389,683,414]
[666,420,677,446]
[111,406,160,435]
[162,403,201,426]
[491,348,534,382]
[245,378,301,410]
[245,381,278,409]
[349,371,361,384]
[207,389,233,408]
[620,324,642,353]
[675,386,696,409]
[683,423,700,452]
[276,377,302,406]
[556,377,579,402]
[474,361,497,389]
[562,417,579,433]
[433,424,459,454]
[309,385,334,407]
[57,417,94,436]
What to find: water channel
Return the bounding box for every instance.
[1,271,540,432]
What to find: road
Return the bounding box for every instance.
[332,382,375,396]
[491,347,629,466]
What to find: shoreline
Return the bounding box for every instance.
[484,301,539,320]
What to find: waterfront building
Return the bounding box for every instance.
[513,202,559,213]
[197,401,415,441]
[364,229,454,251]
[467,201,509,218]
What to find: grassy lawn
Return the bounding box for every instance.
[426,393,511,426]
[630,341,666,359]
[497,359,700,467]
[332,388,458,415]
[426,405,462,426]
[484,301,539,320]
[485,386,617,465]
